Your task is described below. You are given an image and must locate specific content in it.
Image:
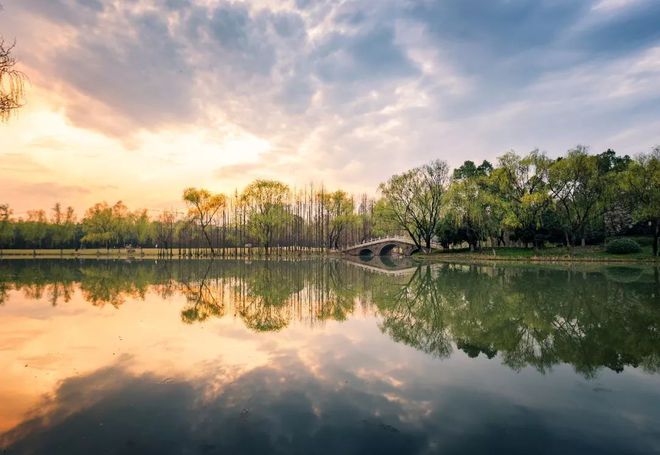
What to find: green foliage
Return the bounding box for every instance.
[183,187,226,254]
[0,146,658,257]
[81,202,117,248]
[241,180,291,252]
[444,177,505,251]
[549,146,613,245]
[23,210,48,249]
[453,160,493,180]
[622,147,660,256]
[491,150,552,244]
[0,204,13,248]
[321,190,358,249]
[605,238,642,254]
[379,159,449,249]
[50,203,77,250]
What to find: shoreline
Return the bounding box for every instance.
[413,253,659,265]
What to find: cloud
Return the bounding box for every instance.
[2,0,659,201]
[3,353,657,453]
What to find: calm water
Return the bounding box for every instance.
[0,258,658,454]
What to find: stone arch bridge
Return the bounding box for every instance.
[341,236,439,256]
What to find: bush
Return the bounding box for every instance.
[627,236,654,247]
[606,238,642,255]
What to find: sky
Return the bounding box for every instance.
[1,0,659,216]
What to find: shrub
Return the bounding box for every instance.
[606,238,642,255]
[627,236,654,247]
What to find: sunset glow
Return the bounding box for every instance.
[2,0,659,214]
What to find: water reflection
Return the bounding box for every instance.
[4,356,658,454]
[0,259,659,453]
[1,259,658,376]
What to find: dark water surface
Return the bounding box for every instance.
[0,259,658,454]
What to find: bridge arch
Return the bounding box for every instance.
[342,236,437,257]
[379,243,400,256]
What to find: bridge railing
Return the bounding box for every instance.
[341,235,443,251]
[341,235,413,249]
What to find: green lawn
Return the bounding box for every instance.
[420,245,657,262]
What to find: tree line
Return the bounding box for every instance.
[0,146,658,256]
[0,183,378,256]
[379,146,659,256]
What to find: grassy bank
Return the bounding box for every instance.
[415,245,658,263]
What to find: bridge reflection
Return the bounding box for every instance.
[342,255,417,275]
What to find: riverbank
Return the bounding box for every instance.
[414,245,659,264]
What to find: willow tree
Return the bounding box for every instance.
[0,38,25,120]
[490,150,552,247]
[548,147,607,247]
[623,147,660,256]
[444,178,505,253]
[378,160,449,251]
[81,202,116,250]
[0,203,12,253]
[131,209,153,254]
[183,188,226,256]
[241,180,290,255]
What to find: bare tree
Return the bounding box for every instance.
[0,30,25,119]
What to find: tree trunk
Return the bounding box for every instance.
[653,219,659,257]
[201,228,215,256]
[564,231,572,253]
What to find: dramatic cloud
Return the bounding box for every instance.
[0,0,659,211]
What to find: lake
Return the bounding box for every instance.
[0,258,658,454]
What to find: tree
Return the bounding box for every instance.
[0,203,12,253]
[183,188,226,255]
[51,203,77,253]
[241,180,290,254]
[548,146,608,247]
[623,147,660,256]
[453,160,493,180]
[444,177,505,253]
[491,150,552,248]
[321,190,357,249]
[378,160,449,251]
[131,209,153,254]
[111,201,131,247]
[81,202,116,250]
[155,210,176,254]
[23,209,48,253]
[0,35,25,120]
[371,199,400,238]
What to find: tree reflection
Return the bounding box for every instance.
[0,259,658,376]
[376,263,660,377]
[177,260,366,331]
